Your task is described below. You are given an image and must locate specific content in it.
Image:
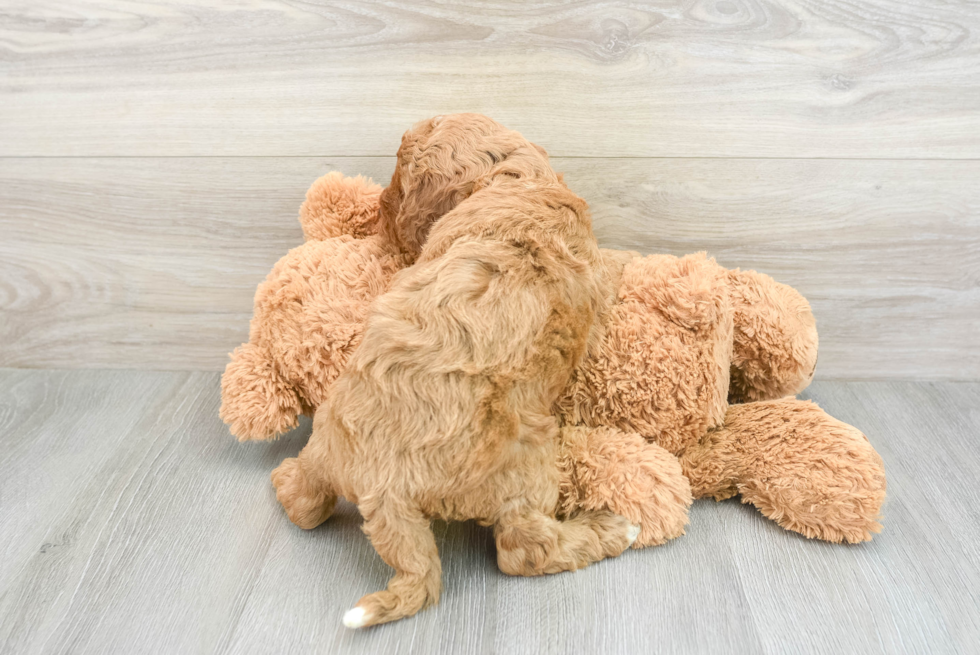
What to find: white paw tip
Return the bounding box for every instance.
[343,606,368,629]
[627,524,641,546]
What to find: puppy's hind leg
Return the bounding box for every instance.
[344,497,442,629]
[271,455,338,530]
[494,504,637,576]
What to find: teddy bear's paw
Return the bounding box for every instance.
[629,501,690,549]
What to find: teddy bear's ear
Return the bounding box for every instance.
[298,172,383,241]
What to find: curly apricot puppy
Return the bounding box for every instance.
[272,115,640,628]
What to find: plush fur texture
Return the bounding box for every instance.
[220,235,410,440]
[679,398,887,543]
[220,113,887,627]
[271,115,668,628]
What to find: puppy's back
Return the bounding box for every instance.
[323,177,602,509]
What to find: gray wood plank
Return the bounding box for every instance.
[2,157,977,378]
[1,1,979,158]
[729,381,980,654]
[0,370,978,654]
[0,370,299,653]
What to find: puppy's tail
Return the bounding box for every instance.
[344,497,442,628]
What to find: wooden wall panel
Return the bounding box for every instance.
[2,157,976,378]
[1,0,979,158]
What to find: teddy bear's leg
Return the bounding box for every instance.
[727,269,819,402]
[299,172,383,241]
[679,398,886,543]
[219,342,304,441]
[557,426,692,548]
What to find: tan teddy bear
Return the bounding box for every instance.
[222,160,885,548]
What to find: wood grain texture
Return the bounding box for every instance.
[0,369,977,654]
[1,0,979,157]
[2,157,977,378]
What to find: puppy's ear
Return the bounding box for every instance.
[381,162,461,260]
[378,163,402,221]
[473,141,555,192]
[472,160,522,194]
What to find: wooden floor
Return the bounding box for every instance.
[0,369,976,654]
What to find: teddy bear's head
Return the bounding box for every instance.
[377,113,556,261]
[299,171,383,241]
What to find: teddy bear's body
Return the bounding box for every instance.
[558,248,884,544]
[222,167,885,550]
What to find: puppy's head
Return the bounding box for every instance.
[378,113,554,260]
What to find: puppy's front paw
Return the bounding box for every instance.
[627,524,641,547]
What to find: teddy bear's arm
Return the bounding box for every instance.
[679,398,886,543]
[220,237,408,441]
[220,341,305,441]
[299,172,384,241]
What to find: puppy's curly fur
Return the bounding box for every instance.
[272,115,638,628]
